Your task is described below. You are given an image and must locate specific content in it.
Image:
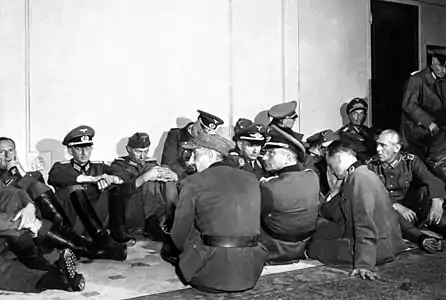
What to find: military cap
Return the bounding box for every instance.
[428,48,446,65]
[268,101,298,119]
[197,110,224,131]
[181,127,235,156]
[233,118,253,135]
[306,129,340,146]
[346,98,368,114]
[264,126,305,158]
[62,125,95,147]
[127,132,151,149]
[235,124,266,144]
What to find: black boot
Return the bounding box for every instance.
[69,186,127,261]
[109,189,136,246]
[144,215,167,242]
[27,181,72,228]
[43,225,107,260]
[36,249,86,292]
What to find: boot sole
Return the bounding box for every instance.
[59,249,86,291]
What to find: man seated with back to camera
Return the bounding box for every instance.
[259,126,319,265]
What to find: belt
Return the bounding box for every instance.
[201,234,258,248]
[261,220,314,243]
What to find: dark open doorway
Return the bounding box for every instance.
[371,0,419,131]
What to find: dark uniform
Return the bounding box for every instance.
[427,128,446,182]
[267,101,305,141]
[367,152,446,235]
[308,162,407,268]
[49,159,116,232]
[167,125,268,293]
[400,61,446,158]
[230,121,269,180]
[338,98,377,161]
[0,169,45,189]
[161,110,224,180]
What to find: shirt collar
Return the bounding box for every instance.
[72,159,90,174]
[275,163,305,175]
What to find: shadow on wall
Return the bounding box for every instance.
[116,137,128,158]
[340,102,350,127]
[32,138,67,180]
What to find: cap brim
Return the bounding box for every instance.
[68,142,93,147]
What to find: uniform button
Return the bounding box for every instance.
[390,190,394,193]
[390,185,393,187]
[268,214,272,217]
[193,245,196,249]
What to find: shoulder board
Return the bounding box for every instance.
[338,125,348,133]
[410,69,422,76]
[229,151,240,157]
[60,160,71,164]
[145,158,158,163]
[115,157,125,161]
[365,156,379,164]
[402,153,415,161]
[260,175,279,183]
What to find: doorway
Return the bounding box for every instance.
[371,0,419,131]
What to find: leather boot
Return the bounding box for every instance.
[27,181,72,228]
[108,189,136,246]
[44,225,107,260]
[69,186,127,261]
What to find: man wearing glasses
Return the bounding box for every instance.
[401,49,446,159]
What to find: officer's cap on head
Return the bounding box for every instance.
[236,124,266,144]
[127,132,151,149]
[264,126,305,160]
[429,48,446,65]
[346,98,368,114]
[234,118,253,135]
[268,101,298,120]
[306,129,340,146]
[62,125,95,147]
[181,127,234,157]
[197,110,224,131]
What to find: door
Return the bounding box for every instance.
[371,0,419,131]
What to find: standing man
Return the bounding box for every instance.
[367,130,446,237]
[162,127,268,293]
[400,49,446,159]
[48,125,127,260]
[230,119,269,179]
[109,132,178,243]
[338,98,377,161]
[307,141,407,280]
[260,127,319,265]
[161,110,224,180]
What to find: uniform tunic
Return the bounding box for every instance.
[307,164,407,269]
[109,156,178,232]
[228,148,269,180]
[171,161,268,292]
[48,159,116,233]
[259,164,319,264]
[338,123,376,161]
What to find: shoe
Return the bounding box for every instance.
[419,234,444,253]
[58,249,86,292]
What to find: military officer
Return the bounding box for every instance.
[230,119,269,179]
[260,127,319,265]
[400,49,446,159]
[367,129,446,237]
[162,126,268,293]
[161,110,224,180]
[304,129,340,197]
[307,141,407,280]
[109,132,178,243]
[426,109,446,182]
[338,98,377,161]
[48,125,127,260]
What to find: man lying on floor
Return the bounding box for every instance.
[307,141,408,280]
[0,182,84,293]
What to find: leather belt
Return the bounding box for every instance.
[261,220,314,243]
[201,234,258,248]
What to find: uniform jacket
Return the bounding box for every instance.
[0,170,45,191]
[0,185,33,240]
[400,67,446,147]
[426,129,446,182]
[48,159,116,229]
[171,161,268,292]
[108,156,177,230]
[161,123,196,180]
[338,123,376,161]
[259,164,319,264]
[228,148,270,180]
[304,153,330,197]
[367,152,446,204]
[311,164,407,269]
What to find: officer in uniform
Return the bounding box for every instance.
[304,129,340,197]
[161,110,224,180]
[109,132,178,243]
[48,125,127,260]
[426,111,446,182]
[229,119,269,179]
[161,125,268,293]
[367,129,446,238]
[260,127,319,265]
[308,141,407,281]
[400,49,446,159]
[338,98,377,162]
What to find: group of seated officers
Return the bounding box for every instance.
[1,96,446,294]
